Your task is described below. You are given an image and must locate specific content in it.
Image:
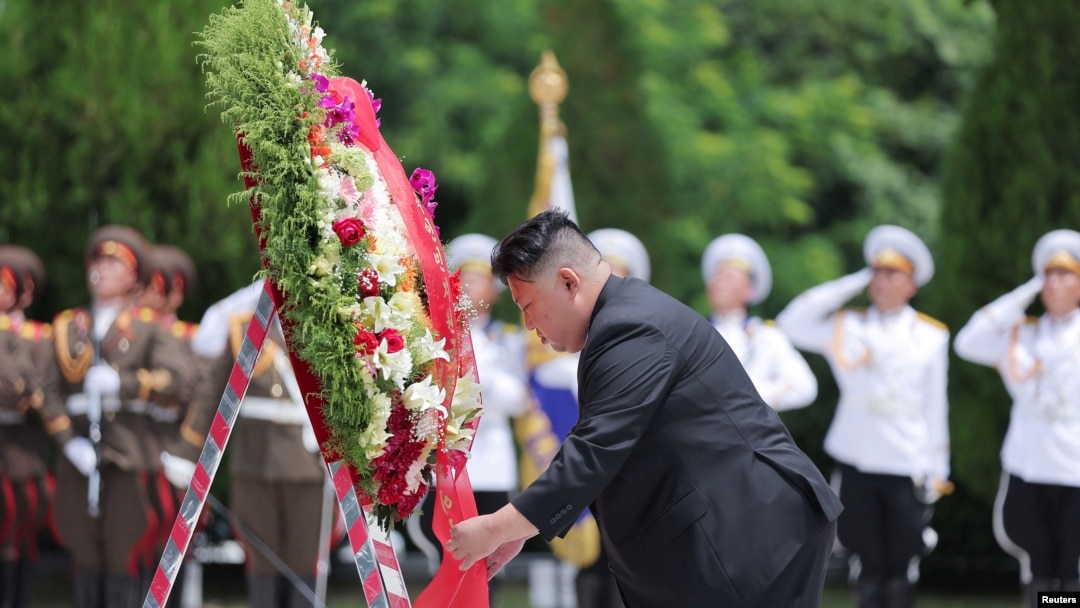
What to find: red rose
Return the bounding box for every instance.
[380,328,405,353]
[353,328,379,355]
[332,217,365,247]
[358,268,381,298]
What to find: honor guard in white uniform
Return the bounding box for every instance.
[953,229,1080,604]
[407,234,529,605]
[701,234,817,411]
[777,225,950,608]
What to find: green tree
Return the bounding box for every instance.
[0,0,260,319]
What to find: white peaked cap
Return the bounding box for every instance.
[702,234,772,305]
[863,225,935,287]
[447,233,503,292]
[1031,229,1080,276]
[588,228,651,283]
[447,234,498,272]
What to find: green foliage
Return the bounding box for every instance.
[0,0,260,319]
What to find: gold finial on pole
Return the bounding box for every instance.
[529,50,569,128]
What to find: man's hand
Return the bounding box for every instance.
[446,514,502,570]
[446,503,539,571]
[486,538,527,580]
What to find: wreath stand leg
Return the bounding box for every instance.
[141,285,277,608]
[141,284,412,608]
[328,461,412,608]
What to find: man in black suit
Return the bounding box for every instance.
[446,209,843,607]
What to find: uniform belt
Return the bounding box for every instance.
[149,404,181,423]
[0,410,25,425]
[66,393,123,416]
[239,396,307,425]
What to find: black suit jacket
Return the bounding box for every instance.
[512,276,843,607]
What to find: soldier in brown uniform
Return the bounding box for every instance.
[0,249,42,608]
[137,244,200,607]
[187,279,326,608]
[45,226,197,607]
[0,245,57,608]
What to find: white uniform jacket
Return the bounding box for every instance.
[712,312,817,412]
[777,270,950,480]
[954,279,1080,487]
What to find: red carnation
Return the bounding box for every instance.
[353,328,379,355]
[332,217,365,247]
[448,269,462,302]
[358,268,380,298]
[380,329,405,353]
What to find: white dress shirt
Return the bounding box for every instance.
[777,270,951,480]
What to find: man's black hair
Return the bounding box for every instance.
[490,209,597,284]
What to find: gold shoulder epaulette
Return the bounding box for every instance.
[839,307,868,317]
[1025,316,1039,325]
[54,309,76,324]
[19,320,52,341]
[137,307,159,323]
[763,319,777,327]
[0,315,10,331]
[172,320,199,339]
[916,312,948,331]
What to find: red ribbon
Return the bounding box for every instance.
[237,76,487,607]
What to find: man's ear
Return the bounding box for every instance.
[558,267,581,298]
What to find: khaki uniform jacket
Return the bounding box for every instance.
[0,316,55,479]
[194,314,323,483]
[44,306,197,471]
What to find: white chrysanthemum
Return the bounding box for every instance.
[413,329,449,366]
[401,375,446,414]
[318,167,342,203]
[373,343,412,388]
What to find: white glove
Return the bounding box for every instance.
[63,437,98,477]
[914,476,952,504]
[301,423,320,454]
[160,452,197,489]
[84,364,121,398]
[1017,275,1045,299]
[848,267,875,287]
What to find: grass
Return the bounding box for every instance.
[28,565,1024,607]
